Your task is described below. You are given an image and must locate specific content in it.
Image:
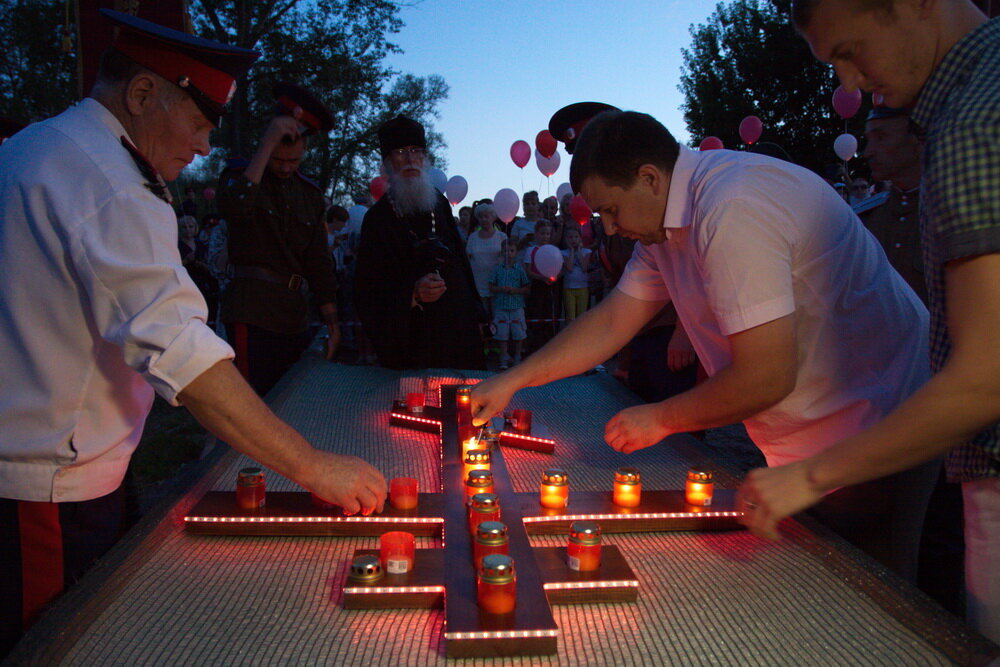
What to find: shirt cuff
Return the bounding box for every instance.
[144,321,235,406]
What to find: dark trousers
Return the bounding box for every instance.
[0,488,126,658]
[228,322,312,396]
[627,325,699,403]
[807,458,940,582]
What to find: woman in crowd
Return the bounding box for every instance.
[465,202,507,317]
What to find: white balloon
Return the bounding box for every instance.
[429,167,448,192]
[532,244,563,281]
[833,133,858,162]
[534,149,561,177]
[494,188,520,223]
[445,175,468,205]
[556,182,573,201]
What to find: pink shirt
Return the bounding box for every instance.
[617,147,929,466]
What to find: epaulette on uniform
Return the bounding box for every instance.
[852,191,890,216]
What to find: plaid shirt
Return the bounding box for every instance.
[490,263,529,311]
[911,18,1000,481]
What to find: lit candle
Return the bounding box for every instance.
[236,467,266,510]
[462,436,481,457]
[613,467,642,507]
[685,468,714,506]
[473,521,509,570]
[462,448,491,480]
[477,553,516,614]
[465,469,495,501]
[389,477,419,510]
[539,468,569,509]
[379,531,416,574]
[456,386,475,443]
[348,553,384,583]
[567,521,602,571]
[468,493,501,535]
[405,392,425,413]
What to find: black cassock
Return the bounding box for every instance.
[355,192,485,370]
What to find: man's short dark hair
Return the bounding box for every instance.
[791,0,896,31]
[95,49,146,87]
[569,111,679,193]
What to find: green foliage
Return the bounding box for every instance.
[679,0,868,175]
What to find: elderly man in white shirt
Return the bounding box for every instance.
[471,110,936,581]
[0,10,385,653]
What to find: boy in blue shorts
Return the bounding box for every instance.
[489,239,531,369]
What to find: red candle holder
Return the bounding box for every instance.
[379,531,416,574]
[405,392,426,413]
[511,409,532,432]
[390,477,419,510]
[236,467,266,510]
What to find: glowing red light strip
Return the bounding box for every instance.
[522,510,742,523]
[543,580,639,591]
[444,629,560,640]
[501,432,556,445]
[390,412,443,427]
[344,585,445,595]
[184,516,444,524]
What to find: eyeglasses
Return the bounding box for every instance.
[389,146,426,158]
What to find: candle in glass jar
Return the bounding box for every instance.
[477,553,516,614]
[539,468,569,509]
[390,477,419,510]
[405,392,425,413]
[468,493,501,535]
[462,436,481,457]
[379,531,416,574]
[236,467,266,510]
[463,448,491,479]
[567,521,602,571]
[473,521,509,569]
[685,468,714,506]
[613,467,642,507]
[511,408,532,432]
[465,469,495,501]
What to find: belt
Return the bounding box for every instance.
[233,266,305,291]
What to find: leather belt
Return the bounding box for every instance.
[233,266,305,291]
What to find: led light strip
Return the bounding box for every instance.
[522,510,742,523]
[344,585,445,595]
[543,580,639,591]
[389,412,443,427]
[500,432,556,445]
[444,629,560,641]
[184,515,444,524]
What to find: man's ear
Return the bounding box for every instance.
[123,73,158,117]
[636,164,667,196]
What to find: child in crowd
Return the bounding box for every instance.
[524,219,561,352]
[561,225,591,324]
[489,239,530,369]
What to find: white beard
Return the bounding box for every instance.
[387,163,438,216]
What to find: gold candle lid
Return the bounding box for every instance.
[614,467,641,484]
[237,467,264,484]
[569,520,602,545]
[480,553,515,583]
[475,521,509,545]
[470,493,500,511]
[348,554,385,582]
[541,468,568,486]
[466,469,493,487]
[464,449,491,465]
[457,386,473,398]
[687,468,713,483]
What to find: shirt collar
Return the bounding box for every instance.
[80,97,135,147]
[911,18,1000,133]
[661,145,699,234]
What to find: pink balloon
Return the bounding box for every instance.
[493,188,520,223]
[445,175,468,206]
[535,130,557,159]
[510,140,530,168]
[739,116,763,145]
[569,194,591,225]
[832,86,862,119]
[369,176,387,201]
[202,187,215,201]
[699,136,724,151]
[535,149,560,177]
[833,133,858,161]
[531,244,563,281]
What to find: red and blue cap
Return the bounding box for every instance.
[100,9,259,127]
[548,102,620,154]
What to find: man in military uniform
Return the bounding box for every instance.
[0,13,385,656]
[219,83,340,395]
[853,106,926,303]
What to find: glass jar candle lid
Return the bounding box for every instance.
[480,553,515,582]
[349,554,385,582]
[470,493,500,510]
[476,521,508,544]
[569,521,602,545]
[615,467,641,484]
[541,468,568,485]
[687,468,713,482]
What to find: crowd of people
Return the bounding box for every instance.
[0,0,997,658]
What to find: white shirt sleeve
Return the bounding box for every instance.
[70,189,234,405]
[615,243,671,302]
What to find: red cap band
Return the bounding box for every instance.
[114,32,234,106]
[276,95,322,132]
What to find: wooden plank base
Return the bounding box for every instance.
[184,492,444,537]
[520,489,745,534]
[389,403,556,454]
[342,545,638,609]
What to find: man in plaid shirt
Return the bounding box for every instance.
[740,0,1000,642]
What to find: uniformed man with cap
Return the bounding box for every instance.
[0,12,385,653]
[548,101,620,155]
[218,82,340,395]
[854,105,926,303]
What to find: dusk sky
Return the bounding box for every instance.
[383,0,722,208]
